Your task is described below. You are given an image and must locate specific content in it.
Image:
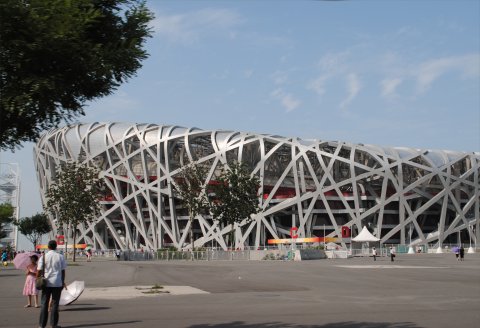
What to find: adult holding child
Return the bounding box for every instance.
[37,240,67,328]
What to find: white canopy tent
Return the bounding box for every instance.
[351,226,380,256]
[351,226,380,242]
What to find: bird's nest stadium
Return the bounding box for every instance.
[34,123,479,251]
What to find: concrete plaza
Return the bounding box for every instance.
[0,253,479,328]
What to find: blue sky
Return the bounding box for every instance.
[1,0,479,248]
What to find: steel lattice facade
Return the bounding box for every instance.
[34,123,480,251]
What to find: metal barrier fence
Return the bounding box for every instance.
[97,244,479,261]
[120,250,251,261]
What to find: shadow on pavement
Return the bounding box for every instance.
[189,322,419,328]
[62,306,110,312]
[66,320,141,327]
[0,273,21,277]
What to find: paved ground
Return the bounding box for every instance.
[1,253,479,328]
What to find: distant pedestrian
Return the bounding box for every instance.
[454,247,460,260]
[372,247,377,261]
[37,240,67,328]
[115,249,121,261]
[86,249,92,262]
[389,246,395,262]
[1,249,8,266]
[459,246,465,261]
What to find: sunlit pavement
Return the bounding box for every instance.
[1,253,479,328]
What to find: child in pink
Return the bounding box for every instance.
[23,254,39,308]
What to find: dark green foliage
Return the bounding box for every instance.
[0,0,154,150]
[0,203,14,239]
[14,213,51,250]
[210,163,260,248]
[44,162,105,260]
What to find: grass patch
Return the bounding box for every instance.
[141,290,169,294]
[136,284,167,294]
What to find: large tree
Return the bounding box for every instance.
[0,203,14,239]
[209,163,260,250]
[174,162,210,257]
[0,0,154,150]
[44,162,105,261]
[15,213,51,250]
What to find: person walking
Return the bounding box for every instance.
[37,240,67,328]
[1,249,8,267]
[372,247,377,261]
[23,254,39,308]
[459,246,465,261]
[389,246,396,262]
[454,247,460,260]
[86,249,92,262]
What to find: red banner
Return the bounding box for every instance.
[57,235,65,245]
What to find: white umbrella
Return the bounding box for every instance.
[60,281,85,306]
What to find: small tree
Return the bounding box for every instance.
[15,213,51,250]
[209,163,260,250]
[44,162,105,261]
[0,203,14,239]
[174,162,210,258]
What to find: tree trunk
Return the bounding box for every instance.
[64,225,69,260]
[189,213,194,261]
[73,230,76,262]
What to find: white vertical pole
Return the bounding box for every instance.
[323,224,325,247]
[470,225,472,248]
[263,223,265,249]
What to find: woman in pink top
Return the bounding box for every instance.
[23,254,39,308]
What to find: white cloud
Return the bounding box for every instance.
[244,70,254,78]
[271,89,301,112]
[279,55,289,63]
[340,73,361,109]
[212,69,230,80]
[381,78,403,99]
[396,25,420,37]
[415,54,480,93]
[307,75,330,97]
[317,51,350,74]
[306,51,351,99]
[151,8,242,44]
[272,71,289,85]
